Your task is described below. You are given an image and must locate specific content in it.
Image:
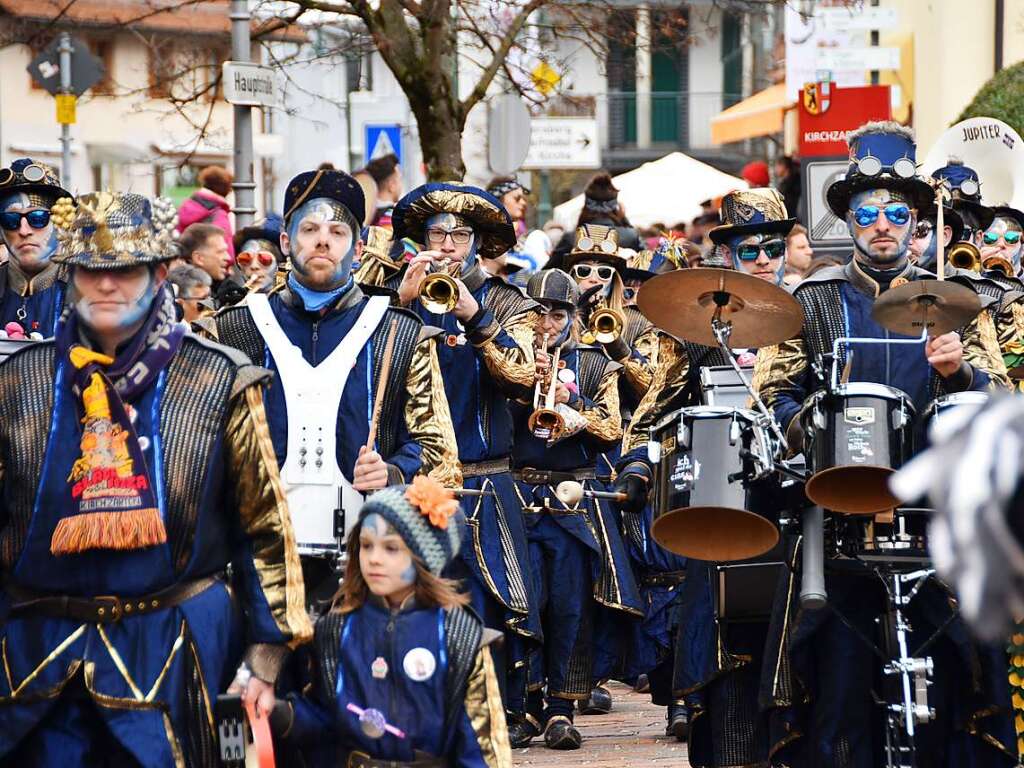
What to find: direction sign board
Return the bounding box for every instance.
[364,124,403,166]
[27,35,104,96]
[523,118,600,170]
[222,62,280,108]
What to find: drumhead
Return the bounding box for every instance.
[804,464,901,514]
[924,391,988,415]
[832,382,914,404]
[677,405,760,422]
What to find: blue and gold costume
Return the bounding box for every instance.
[756,124,1016,767]
[391,183,543,667]
[0,192,311,766]
[0,159,72,337]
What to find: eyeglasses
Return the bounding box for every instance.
[0,163,49,186]
[237,250,275,267]
[179,293,210,302]
[571,264,615,281]
[736,240,786,261]
[983,230,1022,245]
[851,204,912,228]
[425,228,473,245]
[0,210,51,231]
[913,221,934,239]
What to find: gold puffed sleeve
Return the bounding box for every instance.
[354,252,403,289]
[578,366,623,445]
[755,336,809,444]
[622,333,690,455]
[960,311,1012,391]
[618,321,657,397]
[226,385,314,679]
[405,336,463,487]
[462,645,512,768]
[471,309,539,396]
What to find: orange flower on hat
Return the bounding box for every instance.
[406,475,458,530]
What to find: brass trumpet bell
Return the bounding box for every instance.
[983,252,1015,277]
[589,307,624,344]
[528,407,565,441]
[419,272,459,314]
[948,241,981,272]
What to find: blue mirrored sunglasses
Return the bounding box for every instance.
[0,210,51,231]
[851,204,911,228]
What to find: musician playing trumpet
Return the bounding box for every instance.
[506,268,642,751]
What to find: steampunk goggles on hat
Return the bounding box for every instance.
[852,153,917,181]
[0,163,49,187]
[575,236,617,255]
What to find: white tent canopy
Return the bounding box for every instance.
[553,152,748,230]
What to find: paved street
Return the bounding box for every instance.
[513,683,692,767]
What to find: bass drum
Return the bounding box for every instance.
[802,383,915,515]
[649,406,779,562]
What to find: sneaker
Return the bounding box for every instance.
[666,704,688,741]
[543,716,582,750]
[578,685,612,715]
[508,720,539,748]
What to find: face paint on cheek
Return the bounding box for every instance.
[399,561,416,586]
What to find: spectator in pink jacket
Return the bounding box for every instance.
[177,165,235,257]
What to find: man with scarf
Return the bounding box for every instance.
[613,189,798,761]
[0,158,70,337]
[0,191,311,766]
[216,170,461,607]
[392,182,542,710]
[506,268,642,750]
[757,121,1015,766]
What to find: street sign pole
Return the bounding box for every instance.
[230,0,256,228]
[537,171,551,226]
[58,33,72,186]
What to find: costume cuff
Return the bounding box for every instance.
[465,309,499,345]
[619,460,652,484]
[943,361,974,391]
[602,337,631,361]
[245,643,289,684]
[386,463,405,486]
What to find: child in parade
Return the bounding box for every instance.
[268,476,511,768]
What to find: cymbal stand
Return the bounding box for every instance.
[709,306,788,454]
[881,567,936,768]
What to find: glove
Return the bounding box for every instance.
[614,472,648,515]
[268,699,294,737]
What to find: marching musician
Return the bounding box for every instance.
[615,189,798,763]
[982,204,1024,278]
[505,268,642,750]
[233,217,282,294]
[0,192,311,765]
[391,182,543,703]
[215,169,461,606]
[551,224,654,715]
[757,121,1017,766]
[0,158,70,337]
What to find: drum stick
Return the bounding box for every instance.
[366,319,399,452]
[555,480,626,506]
[800,505,827,610]
[935,183,946,281]
[448,488,495,497]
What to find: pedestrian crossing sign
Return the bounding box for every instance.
[364,124,402,166]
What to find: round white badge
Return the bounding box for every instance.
[402,647,436,682]
[557,368,576,384]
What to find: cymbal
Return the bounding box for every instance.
[871,279,982,336]
[636,268,804,348]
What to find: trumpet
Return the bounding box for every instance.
[983,252,1015,277]
[419,260,460,314]
[588,307,624,344]
[528,333,565,441]
[948,241,982,272]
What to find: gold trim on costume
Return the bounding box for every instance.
[406,337,463,487]
[465,645,512,768]
[146,621,186,702]
[6,624,86,697]
[188,637,216,732]
[97,623,145,700]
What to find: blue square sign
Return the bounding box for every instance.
[364,124,402,166]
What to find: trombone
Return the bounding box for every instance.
[528,333,566,441]
[419,259,460,313]
[588,306,624,344]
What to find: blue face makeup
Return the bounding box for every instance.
[425,212,477,276]
[362,513,388,537]
[0,192,58,266]
[74,267,157,329]
[399,563,417,586]
[287,197,357,287]
[847,188,914,265]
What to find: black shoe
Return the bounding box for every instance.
[544,716,582,750]
[508,720,539,748]
[666,704,688,741]
[634,673,650,693]
[578,685,612,715]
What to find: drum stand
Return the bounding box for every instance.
[880,567,936,768]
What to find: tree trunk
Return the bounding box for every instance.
[408,92,467,181]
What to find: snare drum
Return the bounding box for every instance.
[648,406,779,562]
[802,383,914,515]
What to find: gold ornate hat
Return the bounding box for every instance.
[51,192,178,269]
[708,188,796,245]
[565,224,626,270]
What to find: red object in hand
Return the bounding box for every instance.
[5,322,26,340]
